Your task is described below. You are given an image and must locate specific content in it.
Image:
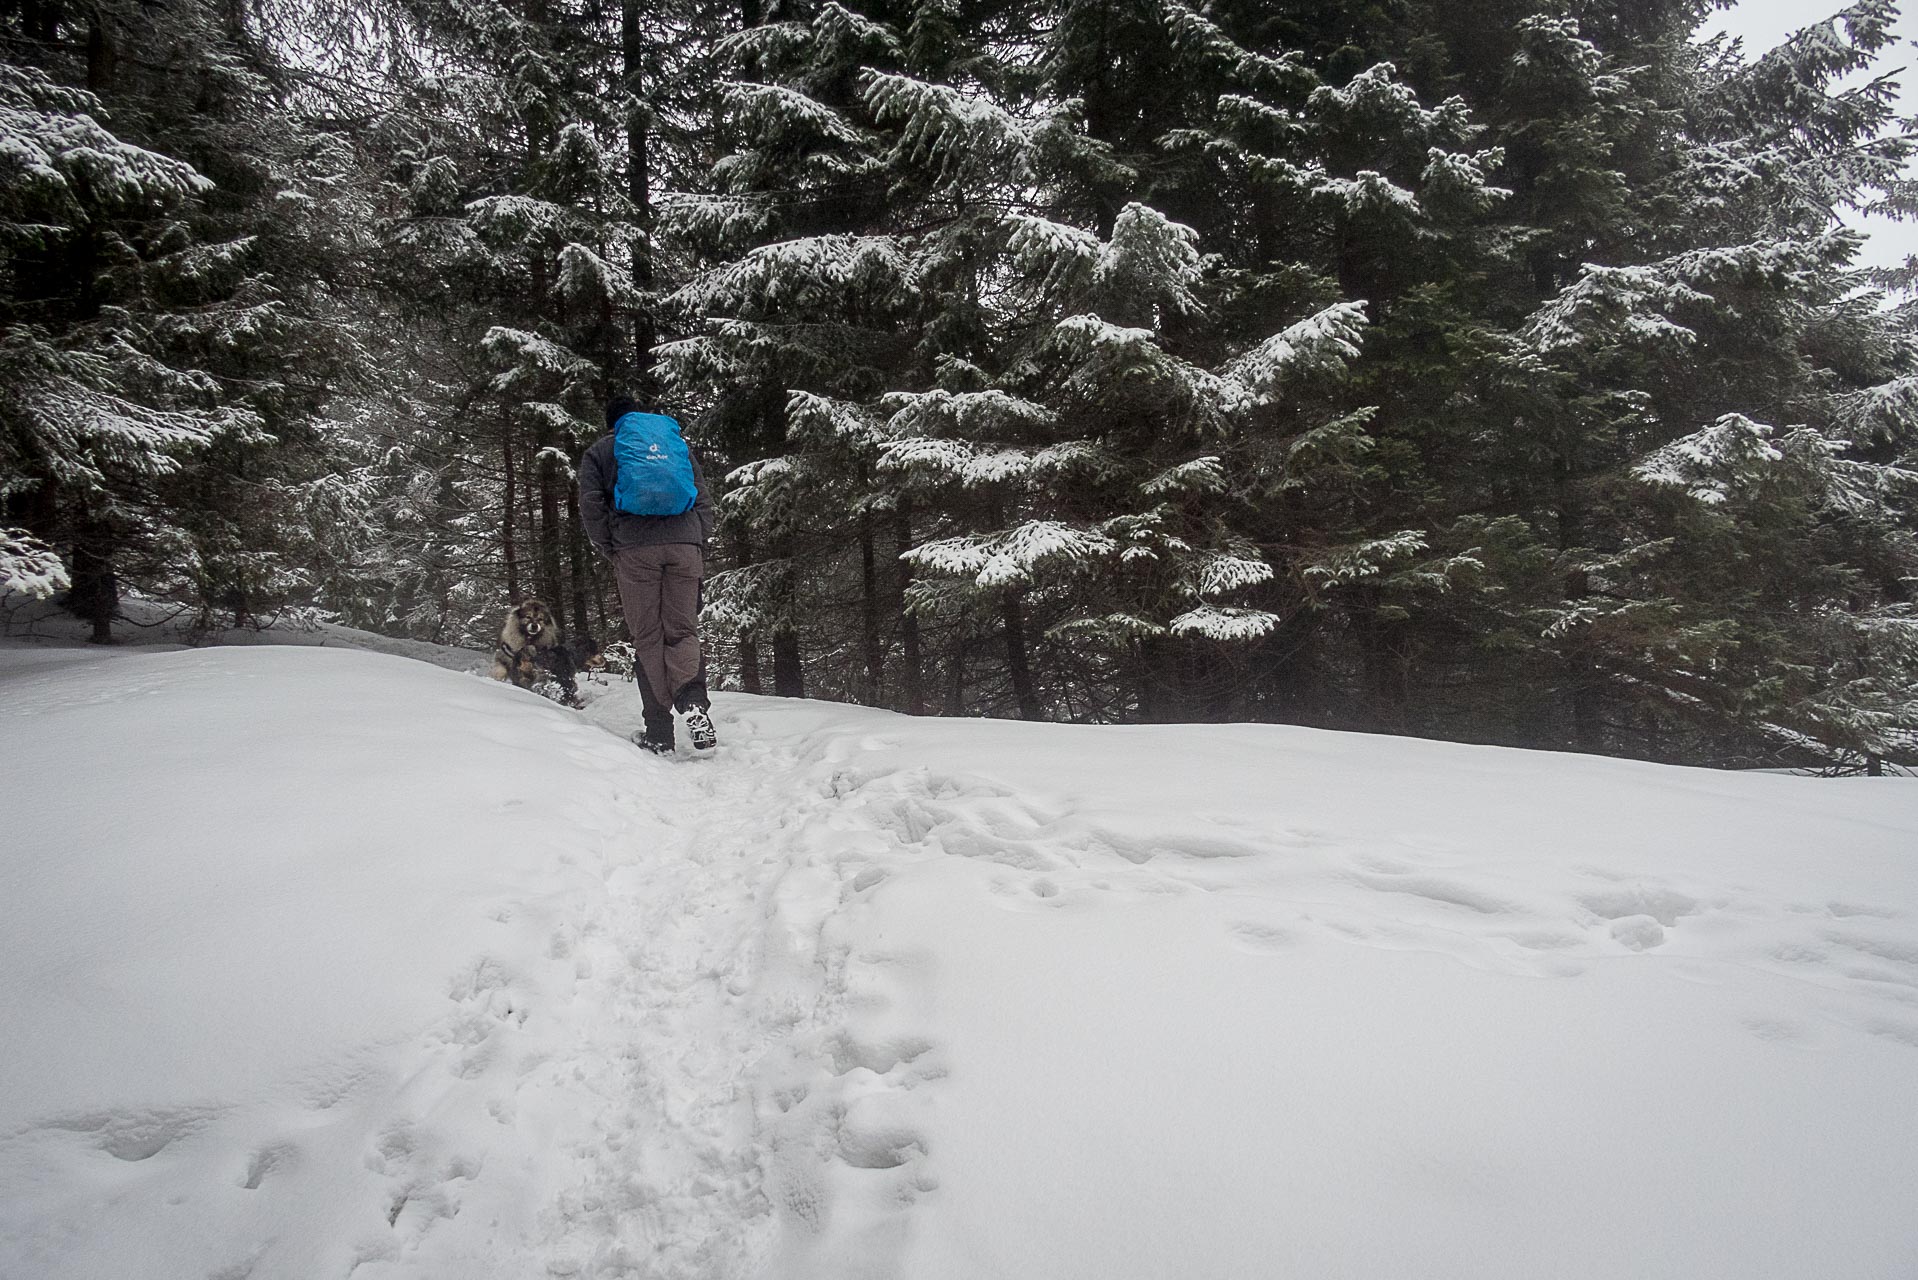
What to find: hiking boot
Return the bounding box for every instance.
[682,705,718,752]
[632,730,675,757]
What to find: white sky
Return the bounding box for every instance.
[1705,0,1918,270]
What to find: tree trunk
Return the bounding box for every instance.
[68,514,117,644]
[771,626,804,698]
[1351,594,1410,733]
[1003,590,1039,720]
[895,499,923,715]
[732,527,762,695]
[536,441,564,610]
[1568,678,1603,754]
[565,477,590,644]
[770,535,804,698]
[522,439,541,597]
[860,510,883,704]
[501,424,521,602]
[763,393,801,699]
[1137,634,1182,723]
[86,13,117,92]
[593,559,610,638]
[739,638,763,695]
[1555,445,1602,751]
[944,636,967,716]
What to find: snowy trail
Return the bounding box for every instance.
[4,644,1917,1279]
[533,696,953,1277]
[531,708,812,1277]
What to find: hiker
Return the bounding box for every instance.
[578,395,719,755]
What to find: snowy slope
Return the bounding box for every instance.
[0,588,489,672]
[1,644,1915,1279]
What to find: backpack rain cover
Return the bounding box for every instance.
[611,412,698,516]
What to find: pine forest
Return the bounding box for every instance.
[5,0,1918,771]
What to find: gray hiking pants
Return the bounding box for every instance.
[612,543,708,736]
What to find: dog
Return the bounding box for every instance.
[492,599,582,706]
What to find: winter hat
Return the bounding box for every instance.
[605,395,639,429]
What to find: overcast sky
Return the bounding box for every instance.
[1705,0,1918,270]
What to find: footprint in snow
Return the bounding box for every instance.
[1226,921,1295,955]
[1609,915,1667,951]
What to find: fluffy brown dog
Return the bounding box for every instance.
[492,600,580,704]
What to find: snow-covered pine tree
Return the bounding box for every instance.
[1506,1,1918,766]
[0,0,336,640]
[986,1,1508,722]
[889,204,1375,721]
[1,61,217,641]
[662,0,934,702]
[310,0,716,649]
[1211,2,1707,743]
[259,11,536,646]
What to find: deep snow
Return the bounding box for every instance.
[1,640,1915,1279]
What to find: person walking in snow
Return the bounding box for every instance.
[579,395,719,756]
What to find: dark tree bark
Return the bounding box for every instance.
[535,440,564,610]
[739,638,763,695]
[732,527,762,695]
[944,635,967,716]
[521,439,541,599]
[1004,590,1039,720]
[895,498,924,715]
[1555,446,1602,751]
[859,510,883,703]
[593,557,610,638]
[769,534,804,697]
[68,514,116,644]
[1137,635,1182,723]
[1350,593,1410,734]
[501,423,521,602]
[86,13,117,91]
[771,624,804,698]
[565,475,590,643]
[761,390,802,699]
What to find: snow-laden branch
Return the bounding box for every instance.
[907,520,1117,589]
[1168,604,1283,641]
[1301,531,1428,586]
[0,527,68,599]
[672,235,913,313]
[1224,302,1369,403]
[0,65,210,218]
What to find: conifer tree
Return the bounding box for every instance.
[1499,2,1918,764]
[1,1,335,639]
[664,0,927,701]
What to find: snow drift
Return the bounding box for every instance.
[1,642,1915,1279]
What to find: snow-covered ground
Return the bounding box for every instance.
[2,638,1915,1279]
[0,588,488,673]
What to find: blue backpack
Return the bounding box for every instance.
[611,411,698,516]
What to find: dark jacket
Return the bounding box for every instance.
[578,431,716,557]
